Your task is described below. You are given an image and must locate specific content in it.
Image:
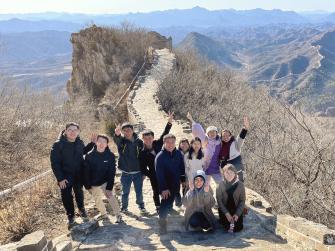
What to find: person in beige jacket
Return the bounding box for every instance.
[216,164,246,232]
[183,170,216,232]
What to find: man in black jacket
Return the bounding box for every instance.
[50,122,93,228]
[84,134,122,223]
[139,112,173,214]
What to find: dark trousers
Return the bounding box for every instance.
[148,175,160,207]
[159,192,176,219]
[60,176,84,218]
[189,212,211,230]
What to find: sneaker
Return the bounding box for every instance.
[159,219,167,235]
[156,206,160,215]
[96,214,109,221]
[79,208,89,222]
[116,215,123,223]
[121,208,129,214]
[169,208,180,216]
[140,208,149,216]
[67,217,76,230]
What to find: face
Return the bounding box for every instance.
[222,131,232,143]
[122,127,134,140]
[164,138,176,152]
[179,141,190,153]
[143,134,154,148]
[96,137,108,152]
[192,140,202,153]
[223,169,236,182]
[65,125,79,142]
[207,130,217,139]
[194,177,204,189]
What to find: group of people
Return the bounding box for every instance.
[50,111,249,235]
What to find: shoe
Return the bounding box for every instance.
[159,219,167,235]
[67,216,76,230]
[116,215,124,223]
[156,206,160,215]
[169,208,180,216]
[96,213,109,221]
[140,208,149,216]
[121,208,129,214]
[79,208,89,222]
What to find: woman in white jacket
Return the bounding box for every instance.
[184,137,205,184]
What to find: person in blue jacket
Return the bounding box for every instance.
[155,133,186,234]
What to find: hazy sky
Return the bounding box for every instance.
[1,0,335,14]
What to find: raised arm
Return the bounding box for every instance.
[187,112,206,142]
[157,113,173,145]
[235,116,249,151]
[112,124,123,149]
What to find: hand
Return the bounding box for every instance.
[189,180,194,191]
[161,190,171,200]
[168,111,174,124]
[186,112,194,123]
[142,175,146,181]
[233,214,239,222]
[115,124,121,136]
[181,181,186,189]
[58,179,68,189]
[204,183,210,193]
[225,213,233,223]
[105,189,113,197]
[90,133,98,143]
[243,116,249,130]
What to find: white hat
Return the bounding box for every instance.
[206,126,218,134]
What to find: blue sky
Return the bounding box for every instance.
[1,0,335,14]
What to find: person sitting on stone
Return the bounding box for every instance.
[183,170,216,232]
[216,164,246,232]
[84,134,122,223]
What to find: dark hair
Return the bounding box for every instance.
[97,134,109,144]
[163,133,176,142]
[121,122,133,130]
[178,138,190,150]
[65,122,80,130]
[188,137,204,160]
[142,129,154,137]
[221,129,232,137]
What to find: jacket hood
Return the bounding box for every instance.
[193,170,206,189]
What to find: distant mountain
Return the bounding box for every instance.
[178,32,242,69]
[178,27,335,113]
[0,18,82,33]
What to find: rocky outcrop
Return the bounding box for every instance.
[67,25,172,101]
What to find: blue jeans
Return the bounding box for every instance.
[159,192,176,219]
[120,172,144,210]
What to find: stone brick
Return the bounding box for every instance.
[16,231,48,251]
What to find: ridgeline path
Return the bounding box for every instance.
[76,49,295,250]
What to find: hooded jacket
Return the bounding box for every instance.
[50,131,90,182]
[83,146,116,190]
[183,170,216,230]
[113,132,143,173]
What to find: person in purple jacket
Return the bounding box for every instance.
[187,112,222,186]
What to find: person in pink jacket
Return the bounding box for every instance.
[187,112,222,186]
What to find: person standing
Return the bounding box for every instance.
[84,134,122,223]
[187,112,222,186]
[155,134,186,234]
[219,117,249,182]
[139,112,173,214]
[50,122,90,228]
[114,122,148,215]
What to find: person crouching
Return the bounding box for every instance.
[183,170,216,232]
